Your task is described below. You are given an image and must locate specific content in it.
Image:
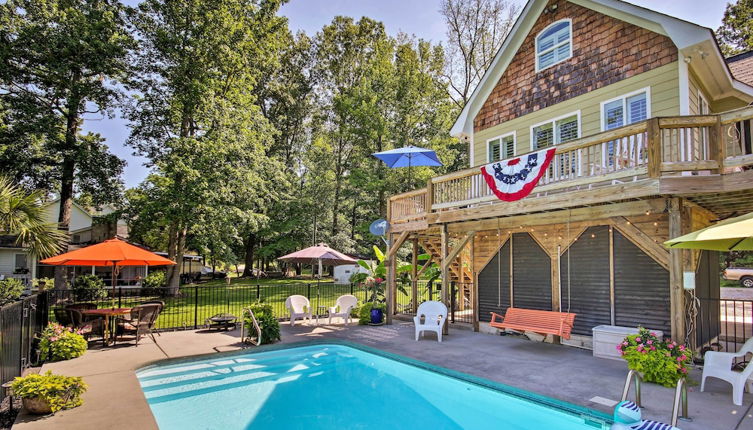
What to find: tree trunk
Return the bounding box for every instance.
[165,223,185,295]
[242,233,256,277]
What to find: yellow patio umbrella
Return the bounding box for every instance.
[664,212,753,251]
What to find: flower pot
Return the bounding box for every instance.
[23,397,52,415]
[370,308,383,324]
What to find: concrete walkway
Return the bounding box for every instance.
[14,321,753,430]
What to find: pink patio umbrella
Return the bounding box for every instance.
[278,243,357,280]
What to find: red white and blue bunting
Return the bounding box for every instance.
[480,148,556,202]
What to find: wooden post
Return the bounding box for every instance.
[425,179,434,212]
[440,224,449,335]
[386,233,394,324]
[550,250,561,345]
[411,239,418,314]
[647,118,661,178]
[471,235,479,332]
[668,198,686,342]
[709,115,723,173]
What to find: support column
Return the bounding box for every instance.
[668,198,686,342]
[440,224,449,335]
[386,233,394,325]
[411,239,418,314]
[470,235,479,332]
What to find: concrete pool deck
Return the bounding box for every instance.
[14,321,753,430]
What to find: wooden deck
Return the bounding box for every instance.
[388,106,753,231]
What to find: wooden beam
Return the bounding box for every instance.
[470,235,479,332]
[416,255,434,277]
[445,199,667,234]
[659,169,753,195]
[441,231,476,271]
[668,198,685,342]
[411,239,418,314]
[647,118,661,178]
[611,217,669,271]
[386,231,409,260]
[390,219,429,233]
[440,224,449,335]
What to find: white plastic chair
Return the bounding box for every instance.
[701,337,753,405]
[285,295,312,326]
[413,301,448,342]
[328,295,358,325]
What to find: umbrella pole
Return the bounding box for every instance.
[111,262,117,309]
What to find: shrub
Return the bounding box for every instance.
[617,327,692,387]
[39,323,88,362]
[0,278,24,305]
[71,275,107,301]
[357,302,386,325]
[11,371,87,414]
[243,303,280,345]
[141,271,167,296]
[31,277,53,291]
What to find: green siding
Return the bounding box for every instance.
[473,62,680,166]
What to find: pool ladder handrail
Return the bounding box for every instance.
[240,307,262,346]
[620,371,691,426]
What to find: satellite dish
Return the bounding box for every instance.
[369,219,389,236]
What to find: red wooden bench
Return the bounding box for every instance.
[490,308,577,340]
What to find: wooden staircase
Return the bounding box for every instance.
[418,238,473,284]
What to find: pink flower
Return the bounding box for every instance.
[647,340,653,345]
[678,345,686,351]
[50,337,58,342]
[635,337,642,342]
[650,332,657,337]
[650,346,656,351]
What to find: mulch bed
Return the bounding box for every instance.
[0,396,21,430]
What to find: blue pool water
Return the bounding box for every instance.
[137,343,609,430]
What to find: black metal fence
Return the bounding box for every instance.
[0,294,47,386]
[44,283,367,330]
[695,298,753,364]
[394,280,474,325]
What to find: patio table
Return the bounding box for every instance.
[82,308,132,346]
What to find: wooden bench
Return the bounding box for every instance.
[490,308,577,340]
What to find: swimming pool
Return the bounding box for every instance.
[137,343,610,429]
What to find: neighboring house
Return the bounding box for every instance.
[334,261,372,285]
[385,0,753,350]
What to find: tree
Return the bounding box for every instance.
[0,0,132,226]
[717,0,753,56]
[126,0,287,292]
[0,177,66,259]
[440,0,520,108]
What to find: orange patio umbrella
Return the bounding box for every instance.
[40,238,175,294]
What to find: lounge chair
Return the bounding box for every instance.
[327,295,358,325]
[414,301,447,342]
[285,295,312,326]
[53,307,73,327]
[115,303,162,346]
[701,337,753,405]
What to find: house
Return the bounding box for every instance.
[383,0,753,351]
[334,262,372,285]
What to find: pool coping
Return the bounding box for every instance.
[137,339,614,427]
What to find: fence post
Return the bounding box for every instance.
[350,283,354,295]
[307,283,311,300]
[450,281,456,323]
[193,286,199,329]
[256,284,260,301]
[118,287,122,308]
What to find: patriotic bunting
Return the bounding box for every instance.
[480,147,556,202]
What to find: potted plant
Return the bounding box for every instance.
[617,327,692,387]
[11,371,87,415]
[351,246,390,325]
[39,323,88,362]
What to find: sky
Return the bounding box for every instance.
[84,0,731,188]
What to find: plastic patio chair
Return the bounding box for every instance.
[701,337,753,405]
[413,301,448,342]
[327,295,358,325]
[285,295,312,326]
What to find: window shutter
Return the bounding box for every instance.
[502,135,515,158]
[488,139,501,162]
[626,93,647,123]
[556,116,579,143]
[533,124,554,149]
[604,100,624,130]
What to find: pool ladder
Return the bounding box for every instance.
[621,370,691,427]
[240,308,262,346]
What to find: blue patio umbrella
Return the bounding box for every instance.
[372,145,443,189]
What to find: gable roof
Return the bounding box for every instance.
[451,0,753,138]
[727,51,753,87]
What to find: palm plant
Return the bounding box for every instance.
[0,178,66,259]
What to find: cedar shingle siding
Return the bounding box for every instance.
[474,0,677,132]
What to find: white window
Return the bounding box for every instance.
[531,112,580,150]
[698,91,709,115]
[536,20,572,71]
[487,133,515,162]
[14,254,27,271]
[601,88,651,131]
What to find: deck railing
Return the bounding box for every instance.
[389,106,753,221]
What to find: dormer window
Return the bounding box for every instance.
[536,19,572,71]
